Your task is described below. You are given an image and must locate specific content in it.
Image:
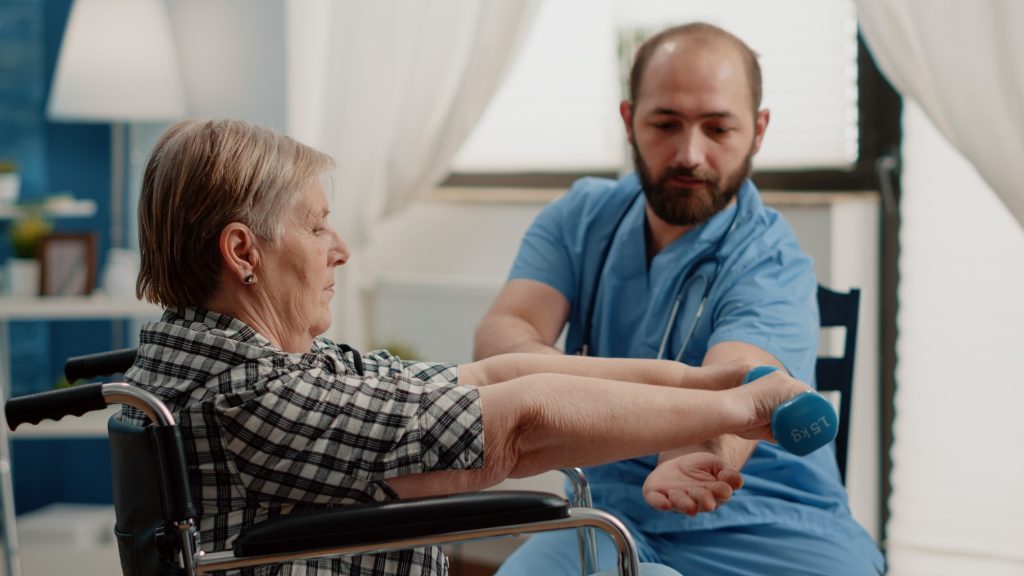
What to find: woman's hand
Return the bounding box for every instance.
[642,452,743,515]
[731,371,815,442]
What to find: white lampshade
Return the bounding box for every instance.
[47,0,185,122]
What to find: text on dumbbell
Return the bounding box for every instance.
[789,416,833,443]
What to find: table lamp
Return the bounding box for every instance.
[46,0,185,294]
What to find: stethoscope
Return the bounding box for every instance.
[577,187,742,361]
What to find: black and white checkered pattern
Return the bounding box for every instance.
[121,307,483,575]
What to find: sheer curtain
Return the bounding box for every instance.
[855,1,1024,574]
[856,0,1024,228]
[287,0,539,347]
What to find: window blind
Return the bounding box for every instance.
[452,0,859,173]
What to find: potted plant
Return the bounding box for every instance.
[0,160,20,206]
[7,212,52,296]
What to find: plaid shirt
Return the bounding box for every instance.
[121,307,484,576]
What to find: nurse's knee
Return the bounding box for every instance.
[494,530,582,576]
[590,563,683,576]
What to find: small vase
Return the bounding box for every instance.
[0,172,20,206]
[101,248,139,297]
[7,257,40,296]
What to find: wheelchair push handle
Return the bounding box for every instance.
[744,366,840,456]
[65,347,137,383]
[5,383,107,430]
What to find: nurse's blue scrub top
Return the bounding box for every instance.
[509,173,851,534]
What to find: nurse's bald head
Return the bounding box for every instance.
[627,22,763,113]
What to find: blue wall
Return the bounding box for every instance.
[11,438,112,513]
[2,0,117,514]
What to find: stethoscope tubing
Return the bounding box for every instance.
[658,293,706,362]
[582,186,742,361]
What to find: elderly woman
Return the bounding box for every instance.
[124,119,811,576]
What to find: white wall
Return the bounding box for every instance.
[886,103,1024,576]
[367,200,541,361]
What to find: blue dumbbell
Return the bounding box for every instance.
[743,366,838,456]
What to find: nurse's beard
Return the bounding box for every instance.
[633,145,752,226]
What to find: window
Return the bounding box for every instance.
[445,0,879,190]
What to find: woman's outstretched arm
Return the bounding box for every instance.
[387,369,806,498]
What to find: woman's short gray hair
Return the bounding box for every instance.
[137,119,335,307]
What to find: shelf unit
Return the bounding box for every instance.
[0,295,161,576]
[0,199,98,221]
[0,295,158,320]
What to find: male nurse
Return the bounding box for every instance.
[475,22,884,576]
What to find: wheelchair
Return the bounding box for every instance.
[4,349,637,576]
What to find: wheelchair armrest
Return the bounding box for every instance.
[233,490,569,557]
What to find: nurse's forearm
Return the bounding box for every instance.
[473,313,562,358]
[693,341,783,466]
[474,280,570,359]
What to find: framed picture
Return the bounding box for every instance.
[38,233,96,296]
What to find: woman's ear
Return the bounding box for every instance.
[219,223,260,285]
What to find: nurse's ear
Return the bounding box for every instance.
[751,108,770,155]
[620,100,637,146]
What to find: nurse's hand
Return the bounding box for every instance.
[642,452,743,516]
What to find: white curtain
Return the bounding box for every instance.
[855,2,1024,574]
[856,0,1024,229]
[288,0,539,348]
